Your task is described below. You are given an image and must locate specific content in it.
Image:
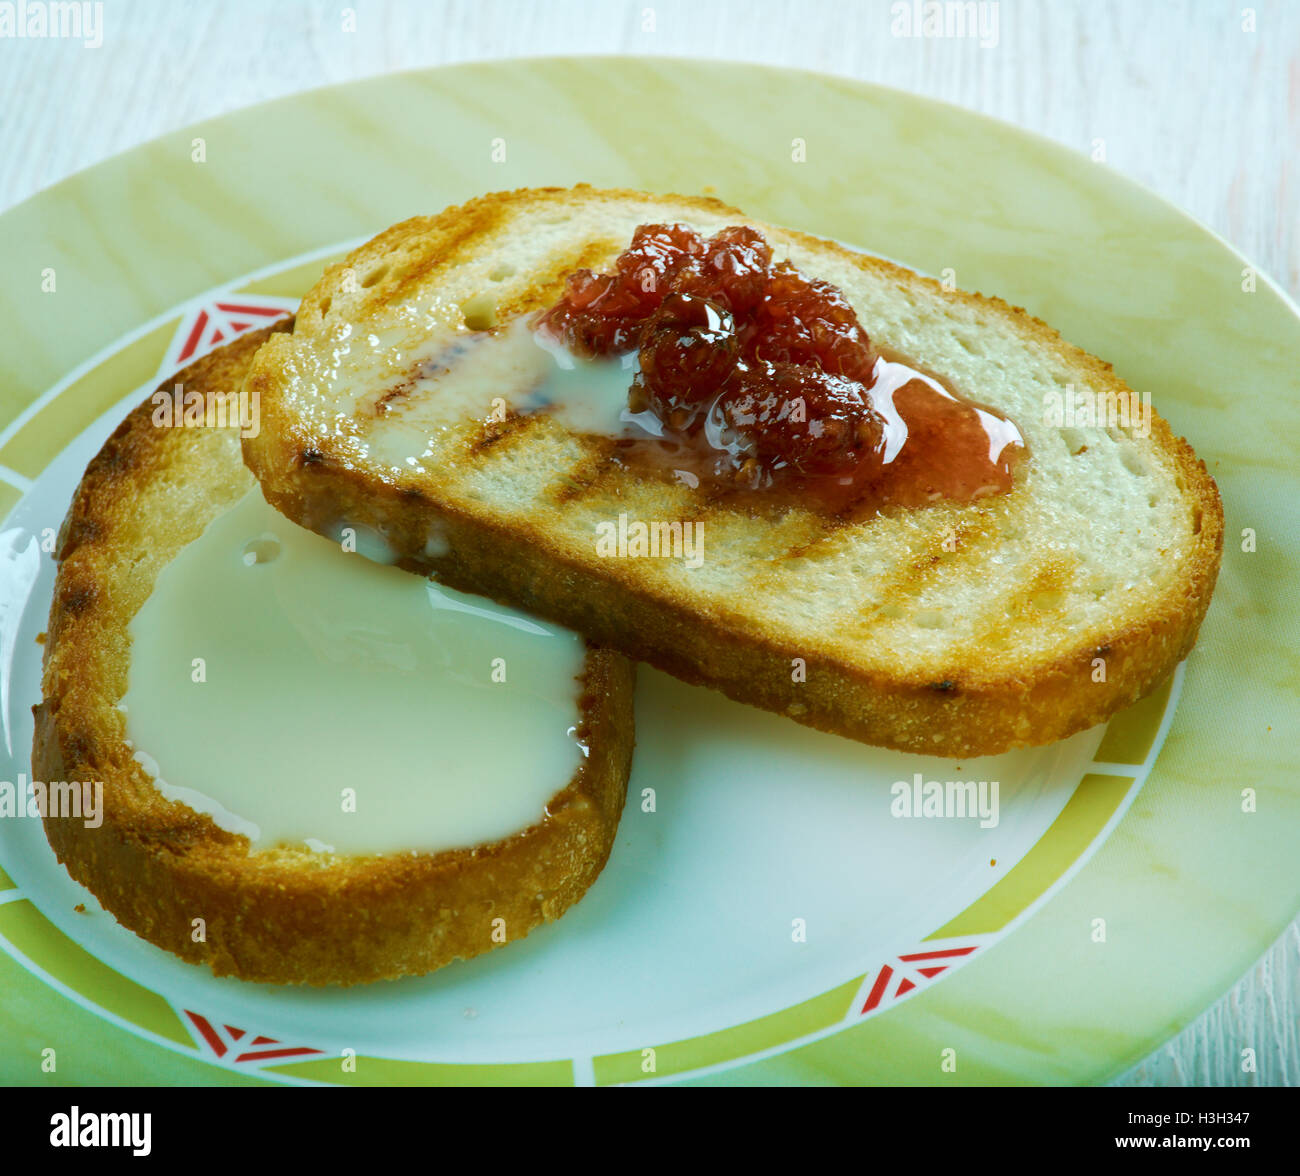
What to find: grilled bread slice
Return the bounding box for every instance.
[242,185,1223,757]
[32,323,634,986]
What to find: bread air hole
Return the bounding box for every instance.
[460,293,498,331]
[1060,428,1088,456]
[361,264,389,289]
[1119,447,1148,477]
[914,609,949,630]
[489,264,517,282]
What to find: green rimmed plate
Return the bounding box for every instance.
[0,57,1295,1086]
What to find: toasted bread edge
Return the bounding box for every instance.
[32,325,635,986]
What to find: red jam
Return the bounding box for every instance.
[535,223,1024,517]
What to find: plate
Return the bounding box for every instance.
[0,57,1295,1086]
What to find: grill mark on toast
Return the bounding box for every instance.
[545,439,623,504]
[374,379,417,414]
[381,205,511,304]
[462,413,542,460]
[781,517,849,560]
[969,555,1081,652]
[894,514,996,584]
[1012,559,1074,608]
[832,545,1079,689]
[497,238,626,319]
[738,514,850,599]
[836,513,1001,634]
[367,335,492,417]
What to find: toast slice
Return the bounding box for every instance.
[242,185,1223,757]
[32,323,635,986]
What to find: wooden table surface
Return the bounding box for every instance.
[2,0,1296,1086]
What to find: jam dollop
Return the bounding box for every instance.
[536,223,1024,516]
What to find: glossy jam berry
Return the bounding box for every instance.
[675,225,773,313]
[635,293,738,431]
[536,222,1023,514]
[714,361,886,479]
[746,263,877,385]
[537,223,885,481]
[537,223,703,352]
[616,223,704,293]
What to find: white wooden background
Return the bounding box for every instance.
[1,0,1296,1086]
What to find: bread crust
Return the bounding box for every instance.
[32,324,635,985]
[243,185,1225,757]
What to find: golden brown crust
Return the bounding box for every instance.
[32,324,635,985]
[244,185,1225,757]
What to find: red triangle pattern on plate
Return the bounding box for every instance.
[169,299,292,367]
[859,944,980,1014]
[184,1011,323,1065]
